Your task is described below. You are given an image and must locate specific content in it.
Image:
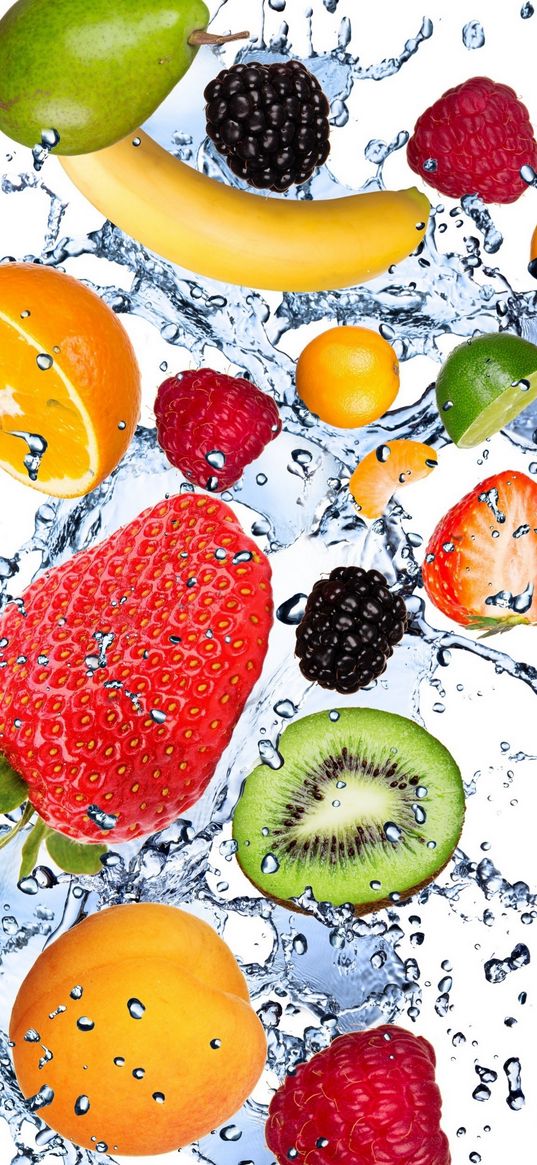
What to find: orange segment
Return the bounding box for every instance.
[0,264,141,497]
[296,325,400,429]
[349,439,439,518]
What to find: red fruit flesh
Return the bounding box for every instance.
[407,76,537,204]
[422,470,537,626]
[155,369,281,491]
[0,494,272,842]
[266,1025,451,1165]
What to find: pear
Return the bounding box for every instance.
[0,0,247,155]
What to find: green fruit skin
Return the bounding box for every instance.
[436,332,537,447]
[0,0,210,154]
[232,708,465,911]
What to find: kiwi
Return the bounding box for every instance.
[232,708,465,914]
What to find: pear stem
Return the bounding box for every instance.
[0,802,34,850]
[188,28,250,47]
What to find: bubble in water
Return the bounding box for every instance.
[28,1084,54,1111]
[521,1,534,15]
[292,934,308,955]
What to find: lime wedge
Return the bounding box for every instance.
[436,333,537,448]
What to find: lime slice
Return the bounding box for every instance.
[436,333,537,447]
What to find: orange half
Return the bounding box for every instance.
[349,439,439,518]
[0,264,141,497]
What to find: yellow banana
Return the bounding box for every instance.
[61,130,430,293]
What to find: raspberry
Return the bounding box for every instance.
[204,60,331,192]
[407,76,537,203]
[266,1025,451,1165]
[154,369,281,492]
[295,566,407,693]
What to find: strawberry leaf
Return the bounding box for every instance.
[46,831,107,875]
[19,819,51,881]
[0,756,28,813]
[466,614,532,638]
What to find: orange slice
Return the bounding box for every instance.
[349,439,438,518]
[0,263,141,497]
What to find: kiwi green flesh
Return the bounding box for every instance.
[232,708,465,911]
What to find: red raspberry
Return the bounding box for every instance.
[407,76,537,204]
[266,1025,451,1165]
[154,369,281,492]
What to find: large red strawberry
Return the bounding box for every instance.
[0,493,272,873]
[422,470,537,632]
[266,1024,451,1165]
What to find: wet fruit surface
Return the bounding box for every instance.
[10,903,266,1154]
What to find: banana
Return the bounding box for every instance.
[61,130,430,293]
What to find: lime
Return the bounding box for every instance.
[435,332,537,447]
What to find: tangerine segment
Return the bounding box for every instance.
[296,325,400,429]
[349,439,438,518]
[0,264,140,497]
[10,904,266,1156]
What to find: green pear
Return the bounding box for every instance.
[0,0,242,155]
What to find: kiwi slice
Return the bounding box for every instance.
[232,708,465,914]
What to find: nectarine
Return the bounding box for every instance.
[10,903,266,1155]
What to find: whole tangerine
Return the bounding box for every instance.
[296,325,400,429]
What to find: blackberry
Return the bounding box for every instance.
[204,60,331,193]
[295,566,407,694]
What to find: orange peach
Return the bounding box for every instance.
[10,903,266,1156]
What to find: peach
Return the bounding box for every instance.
[10,903,266,1156]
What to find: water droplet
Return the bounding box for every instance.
[292,934,307,955]
[521,1,534,15]
[36,353,53,371]
[442,400,454,411]
[74,1095,90,1116]
[214,548,227,561]
[210,1038,222,1049]
[375,444,391,462]
[113,1057,125,1067]
[152,1091,166,1102]
[370,880,382,890]
[274,699,297,718]
[28,1084,54,1111]
[423,157,438,172]
[76,1017,95,1032]
[206,449,226,469]
[256,473,268,485]
[261,853,280,874]
[149,708,167,724]
[276,593,307,624]
[462,19,485,48]
[132,1067,145,1079]
[258,739,284,769]
[87,805,118,831]
[70,985,83,1000]
[220,1125,242,1142]
[132,136,142,147]
[233,550,253,564]
[384,822,402,843]
[24,1029,41,1043]
[127,998,145,1020]
[118,420,127,430]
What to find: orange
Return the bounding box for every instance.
[0,263,140,497]
[349,439,438,518]
[10,903,266,1156]
[295,325,400,429]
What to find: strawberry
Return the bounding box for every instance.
[407,76,537,204]
[0,493,272,873]
[422,470,537,632]
[266,1024,451,1165]
[154,369,281,492]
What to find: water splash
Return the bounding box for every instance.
[0,2,535,1164]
